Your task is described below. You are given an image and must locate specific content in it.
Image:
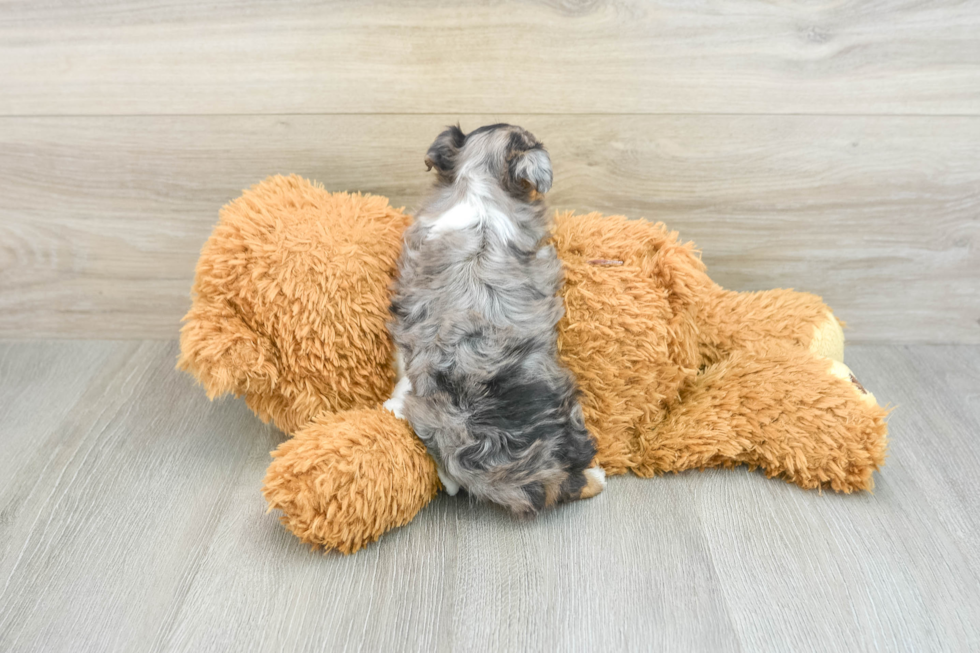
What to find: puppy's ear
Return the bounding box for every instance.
[509,147,553,194]
[424,125,466,174]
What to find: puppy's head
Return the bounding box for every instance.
[424,124,553,199]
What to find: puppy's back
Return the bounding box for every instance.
[390,123,604,513]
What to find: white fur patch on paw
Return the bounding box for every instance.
[383,374,412,420]
[382,396,405,420]
[584,466,606,489]
[438,467,461,496]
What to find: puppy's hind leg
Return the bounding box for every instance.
[382,349,462,496]
[552,465,606,506]
[437,468,461,496]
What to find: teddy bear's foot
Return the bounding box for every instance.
[635,345,888,493]
[263,408,440,554]
[826,359,878,407]
[809,310,845,363]
[701,289,846,364]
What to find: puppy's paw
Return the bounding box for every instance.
[382,396,405,420]
[579,466,606,500]
[438,467,461,496]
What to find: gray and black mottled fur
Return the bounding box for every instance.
[386,124,604,514]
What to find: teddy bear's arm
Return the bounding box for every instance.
[632,345,888,493]
[263,407,441,554]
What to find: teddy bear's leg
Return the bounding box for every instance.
[699,287,844,363]
[263,408,441,554]
[634,346,888,492]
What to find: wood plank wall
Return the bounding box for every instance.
[1,1,978,341]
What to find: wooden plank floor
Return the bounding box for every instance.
[1,341,977,652]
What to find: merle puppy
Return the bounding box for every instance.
[384,124,605,514]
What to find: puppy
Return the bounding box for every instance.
[384,124,605,515]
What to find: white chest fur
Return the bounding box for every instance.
[425,186,517,241]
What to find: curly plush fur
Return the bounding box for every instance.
[179,175,889,553]
[178,177,408,433]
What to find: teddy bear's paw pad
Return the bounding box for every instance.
[809,310,845,363]
[848,373,869,395]
[580,466,607,500]
[829,360,878,407]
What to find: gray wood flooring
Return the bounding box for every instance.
[1,341,977,652]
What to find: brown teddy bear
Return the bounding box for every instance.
[179,175,889,554]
